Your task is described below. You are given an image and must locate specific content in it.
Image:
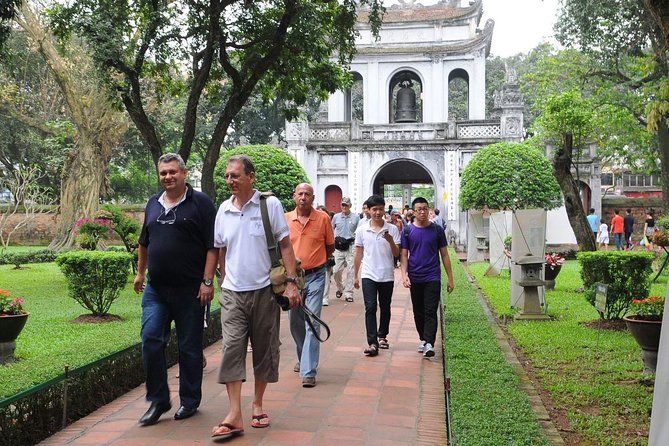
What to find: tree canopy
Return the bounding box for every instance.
[459,142,562,211]
[49,0,384,201]
[214,145,309,211]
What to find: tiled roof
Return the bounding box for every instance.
[358,0,481,24]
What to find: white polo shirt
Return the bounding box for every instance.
[354,221,401,282]
[214,190,289,292]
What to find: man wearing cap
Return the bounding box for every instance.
[332,197,360,302]
[285,183,334,388]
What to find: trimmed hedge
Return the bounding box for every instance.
[577,251,654,320]
[0,249,58,267]
[55,251,133,316]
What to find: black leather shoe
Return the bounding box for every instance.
[174,405,198,420]
[138,401,172,426]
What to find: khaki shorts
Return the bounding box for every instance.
[217,286,281,384]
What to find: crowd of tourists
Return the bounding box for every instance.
[132,152,454,441]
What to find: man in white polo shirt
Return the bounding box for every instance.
[211,154,300,440]
[353,194,400,356]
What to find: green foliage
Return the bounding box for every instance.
[74,218,111,250]
[470,261,660,445]
[98,204,140,253]
[459,142,562,210]
[445,253,550,445]
[214,145,310,210]
[55,251,132,316]
[577,251,654,320]
[655,214,669,231]
[0,249,57,266]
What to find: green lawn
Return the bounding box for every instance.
[445,254,551,446]
[0,262,145,398]
[0,261,220,400]
[468,260,664,445]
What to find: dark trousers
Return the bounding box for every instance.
[625,231,633,248]
[361,278,393,346]
[141,283,205,409]
[409,281,441,346]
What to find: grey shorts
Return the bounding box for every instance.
[217,286,281,384]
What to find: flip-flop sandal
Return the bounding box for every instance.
[378,338,389,349]
[251,413,270,428]
[211,422,244,440]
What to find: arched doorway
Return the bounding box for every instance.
[324,185,343,214]
[372,159,435,210]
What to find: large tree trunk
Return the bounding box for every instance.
[659,119,669,213]
[17,2,126,249]
[49,136,109,250]
[552,134,598,251]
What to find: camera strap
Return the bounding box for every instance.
[302,304,331,343]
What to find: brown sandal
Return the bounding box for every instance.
[364,344,379,356]
[378,338,389,349]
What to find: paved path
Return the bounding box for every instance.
[41,271,447,445]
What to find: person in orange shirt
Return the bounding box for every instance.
[285,183,335,388]
[611,209,625,250]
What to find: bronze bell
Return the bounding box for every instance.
[395,84,417,123]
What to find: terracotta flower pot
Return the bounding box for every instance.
[0,312,29,365]
[623,315,662,373]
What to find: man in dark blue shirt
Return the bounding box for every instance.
[133,153,218,426]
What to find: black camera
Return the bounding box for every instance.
[274,294,290,311]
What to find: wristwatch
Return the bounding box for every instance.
[285,277,298,284]
[202,278,213,287]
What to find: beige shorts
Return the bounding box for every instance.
[217,286,281,384]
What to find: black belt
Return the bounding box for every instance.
[304,264,326,276]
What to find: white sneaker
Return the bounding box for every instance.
[323,298,329,306]
[417,340,426,353]
[423,343,435,358]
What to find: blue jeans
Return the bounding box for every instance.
[290,268,326,378]
[361,278,394,346]
[615,233,624,250]
[141,283,205,409]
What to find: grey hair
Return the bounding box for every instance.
[228,154,256,174]
[158,153,186,170]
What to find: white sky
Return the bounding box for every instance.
[383,0,562,57]
[481,0,561,57]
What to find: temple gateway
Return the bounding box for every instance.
[285,0,524,249]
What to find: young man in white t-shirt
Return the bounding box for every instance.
[353,194,401,357]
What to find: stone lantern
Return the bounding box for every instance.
[514,254,550,320]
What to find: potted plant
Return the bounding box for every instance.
[0,289,29,364]
[544,252,565,289]
[623,295,664,373]
[653,215,669,247]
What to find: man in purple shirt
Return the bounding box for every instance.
[399,197,454,358]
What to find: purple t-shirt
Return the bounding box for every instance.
[400,223,447,283]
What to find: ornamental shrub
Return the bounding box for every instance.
[214,145,310,211]
[0,249,57,267]
[459,142,562,210]
[577,251,654,320]
[56,251,132,316]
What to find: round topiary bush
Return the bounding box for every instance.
[214,145,310,211]
[459,142,562,210]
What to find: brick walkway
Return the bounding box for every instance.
[40,271,447,445]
